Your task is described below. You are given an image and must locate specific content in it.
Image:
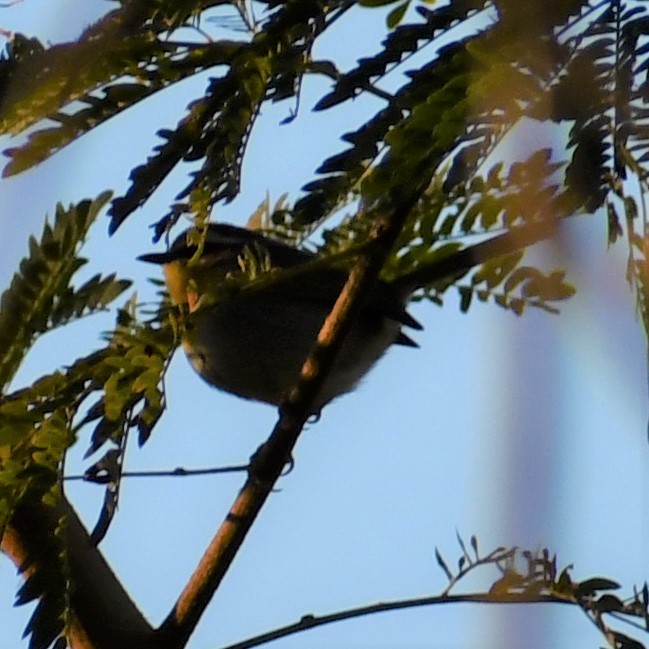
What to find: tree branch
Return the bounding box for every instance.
[156,186,429,647]
[393,218,560,294]
[63,463,249,482]
[3,497,155,649]
[221,590,575,649]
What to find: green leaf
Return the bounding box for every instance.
[458,286,473,312]
[359,0,401,7]
[611,631,645,649]
[594,593,625,613]
[0,192,112,392]
[576,577,621,598]
[132,369,162,394]
[470,535,479,558]
[606,201,623,246]
[387,2,409,28]
[435,547,453,581]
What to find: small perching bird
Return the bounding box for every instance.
[139,223,422,410]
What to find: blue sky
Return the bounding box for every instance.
[1,2,648,648]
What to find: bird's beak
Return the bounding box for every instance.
[137,251,180,264]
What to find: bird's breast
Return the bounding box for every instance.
[182,292,402,408]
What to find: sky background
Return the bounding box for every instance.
[1,2,648,648]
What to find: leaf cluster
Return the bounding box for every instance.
[0,192,122,391]
[435,535,649,649]
[5,2,649,318]
[3,1,649,647]
[0,195,177,648]
[3,1,649,235]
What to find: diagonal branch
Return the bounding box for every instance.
[156,185,429,647]
[0,210,561,649]
[3,497,155,649]
[392,218,560,294]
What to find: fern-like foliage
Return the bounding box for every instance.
[3,0,649,239]
[433,536,649,649]
[4,2,649,647]
[0,195,176,648]
[5,0,647,260]
[0,192,124,392]
[298,148,575,316]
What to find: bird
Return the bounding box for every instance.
[139,223,422,410]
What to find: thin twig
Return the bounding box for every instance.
[221,590,575,649]
[63,464,249,481]
[441,546,515,597]
[306,60,395,102]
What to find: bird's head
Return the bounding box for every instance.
[138,224,307,311]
